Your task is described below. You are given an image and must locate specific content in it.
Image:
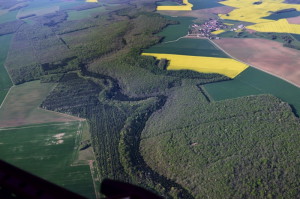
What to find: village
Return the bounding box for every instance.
[187,18,245,39]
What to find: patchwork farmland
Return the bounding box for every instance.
[0,0,300,198]
[0,121,96,199]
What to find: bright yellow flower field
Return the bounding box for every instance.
[86,0,98,2]
[211,30,226,35]
[219,0,300,24]
[142,53,248,78]
[247,19,300,34]
[156,0,193,11]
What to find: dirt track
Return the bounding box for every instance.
[214,38,300,87]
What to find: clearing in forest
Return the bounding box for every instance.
[142,53,248,78]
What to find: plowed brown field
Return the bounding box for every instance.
[214,38,300,87]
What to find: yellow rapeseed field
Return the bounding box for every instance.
[86,0,98,2]
[219,0,300,24]
[156,0,193,11]
[247,19,300,34]
[211,30,226,35]
[142,53,248,78]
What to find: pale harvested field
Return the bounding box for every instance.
[157,6,234,17]
[0,81,82,128]
[287,16,300,25]
[214,38,300,87]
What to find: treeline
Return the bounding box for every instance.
[41,71,193,198]
[9,57,80,85]
[8,2,251,198]
[118,95,194,198]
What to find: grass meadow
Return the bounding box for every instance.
[203,67,300,116]
[0,34,13,104]
[0,121,96,199]
[189,0,223,9]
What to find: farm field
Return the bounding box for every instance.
[189,0,223,9]
[292,33,300,40]
[247,19,300,34]
[155,16,195,42]
[156,0,193,11]
[142,53,248,78]
[0,121,96,199]
[214,38,300,87]
[0,34,13,104]
[211,29,226,35]
[203,67,300,115]
[219,0,300,24]
[0,10,18,24]
[264,10,300,20]
[288,15,300,24]
[0,80,81,128]
[1,0,300,198]
[143,38,228,57]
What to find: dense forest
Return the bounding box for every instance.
[3,0,300,198]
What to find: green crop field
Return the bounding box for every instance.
[291,33,300,41]
[144,38,228,57]
[189,0,223,9]
[0,121,96,199]
[157,16,195,42]
[0,10,18,24]
[203,67,300,116]
[67,6,106,21]
[0,34,13,105]
[263,10,300,20]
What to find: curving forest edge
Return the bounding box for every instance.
[3,0,300,198]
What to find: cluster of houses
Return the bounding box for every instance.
[230,24,245,32]
[188,18,246,39]
[188,19,228,39]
